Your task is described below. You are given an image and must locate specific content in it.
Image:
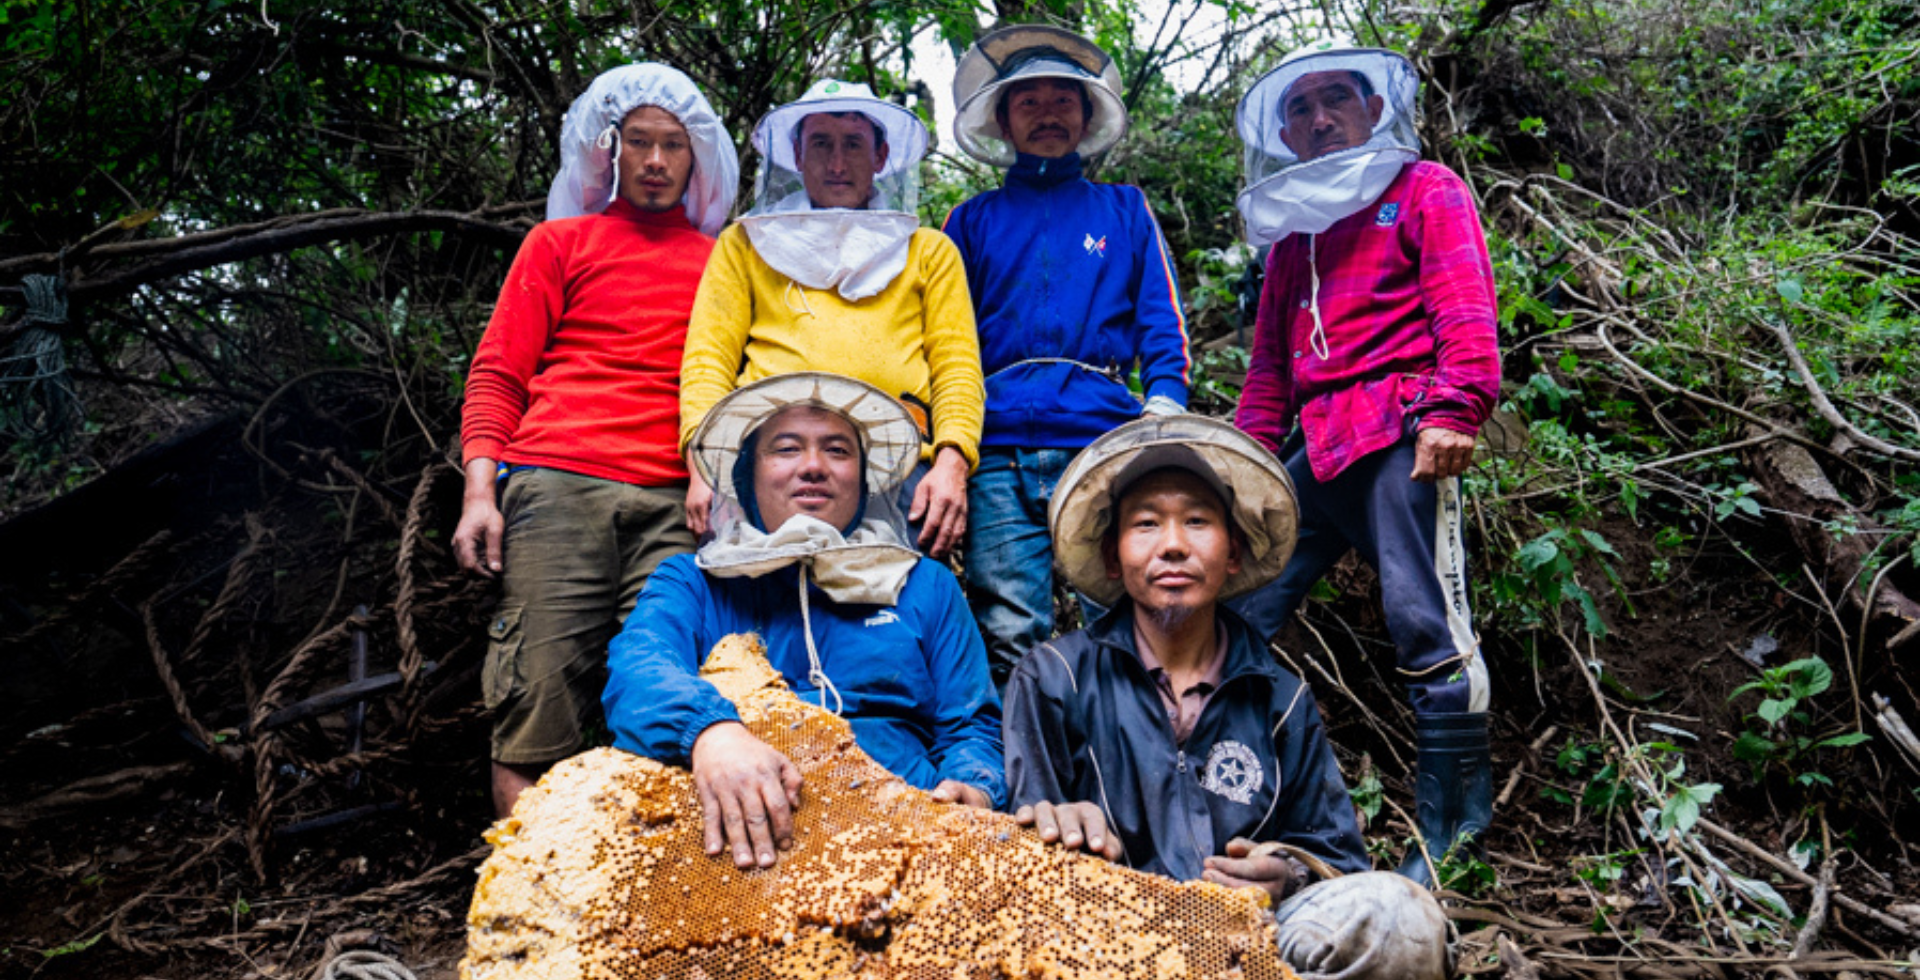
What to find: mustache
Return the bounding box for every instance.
[1026,124,1070,139]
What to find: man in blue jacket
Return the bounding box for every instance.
[944,25,1191,684]
[1004,415,1448,980]
[603,373,1004,870]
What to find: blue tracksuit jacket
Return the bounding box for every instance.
[602,553,1007,807]
[942,152,1190,450]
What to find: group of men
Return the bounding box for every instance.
[452,26,1499,980]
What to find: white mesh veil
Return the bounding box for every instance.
[1235,41,1421,246]
[736,80,928,300]
[546,63,740,235]
[745,79,928,217]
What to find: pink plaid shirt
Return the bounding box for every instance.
[1235,161,1500,482]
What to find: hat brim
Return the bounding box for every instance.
[753,97,929,176]
[1236,47,1418,163]
[1049,416,1299,608]
[689,372,922,507]
[953,26,1129,166]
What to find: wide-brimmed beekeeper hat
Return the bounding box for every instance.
[1234,38,1420,245]
[1050,415,1299,607]
[952,24,1128,166]
[751,79,929,189]
[546,62,739,235]
[687,372,922,511]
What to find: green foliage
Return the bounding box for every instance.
[38,934,101,961]
[1729,657,1872,788]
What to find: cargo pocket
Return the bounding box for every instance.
[481,602,526,711]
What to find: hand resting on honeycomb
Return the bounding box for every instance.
[461,632,1301,980]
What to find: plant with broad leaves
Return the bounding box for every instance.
[1728,657,1871,789]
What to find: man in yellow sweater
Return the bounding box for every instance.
[680,80,983,559]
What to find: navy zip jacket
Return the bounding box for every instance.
[942,153,1190,449]
[1003,604,1368,882]
[604,554,1007,808]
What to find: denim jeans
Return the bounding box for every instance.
[963,446,1076,685]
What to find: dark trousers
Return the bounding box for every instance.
[1228,430,1488,715]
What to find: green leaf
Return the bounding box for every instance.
[1659,782,1721,836]
[1815,731,1870,749]
[1758,698,1793,725]
[40,935,103,960]
[1776,277,1804,303]
[1556,162,1574,181]
[1517,535,1560,572]
[1784,658,1833,698]
[1731,731,1777,762]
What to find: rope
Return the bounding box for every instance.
[394,461,449,698]
[1,274,78,445]
[319,950,418,980]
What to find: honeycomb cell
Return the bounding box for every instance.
[461,634,1300,980]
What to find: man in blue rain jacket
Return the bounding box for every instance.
[602,374,1004,871]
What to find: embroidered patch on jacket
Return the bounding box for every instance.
[1200,740,1264,804]
[1375,202,1400,226]
[1083,233,1107,257]
[862,610,901,628]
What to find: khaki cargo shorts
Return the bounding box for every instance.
[482,468,694,765]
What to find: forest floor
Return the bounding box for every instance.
[0,420,1915,980]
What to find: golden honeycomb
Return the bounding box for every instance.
[461,633,1300,980]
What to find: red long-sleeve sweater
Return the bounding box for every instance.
[461,199,714,486]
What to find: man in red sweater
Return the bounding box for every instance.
[453,64,739,818]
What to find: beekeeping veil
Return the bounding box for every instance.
[687,373,923,711]
[737,80,929,302]
[546,63,739,235]
[1050,415,1300,609]
[952,24,1129,167]
[1235,39,1420,246]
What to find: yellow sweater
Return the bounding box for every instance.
[680,225,984,466]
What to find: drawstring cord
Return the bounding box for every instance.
[795,563,843,715]
[596,124,621,209]
[783,279,816,318]
[1306,233,1330,361]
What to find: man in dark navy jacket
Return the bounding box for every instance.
[943,25,1191,684]
[1003,415,1448,980]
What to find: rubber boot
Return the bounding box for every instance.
[1397,712,1493,888]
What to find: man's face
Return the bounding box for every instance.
[1278,71,1384,162]
[615,105,695,212]
[1104,469,1241,628]
[752,406,864,532]
[797,113,887,210]
[997,78,1088,159]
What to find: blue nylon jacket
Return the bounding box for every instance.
[942,153,1190,450]
[603,553,1007,807]
[1003,604,1368,883]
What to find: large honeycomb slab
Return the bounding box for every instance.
[462,633,1299,980]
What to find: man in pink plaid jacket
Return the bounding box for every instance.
[1229,38,1501,888]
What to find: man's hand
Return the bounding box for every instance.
[1202,837,1296,902]
[690,722,803,869]
[453,458,505,577]
[928,780,992,809]
[1410,426,1476,483]
[910,446,970,559]
[685,468,714,536]
[1012,800,1124,861]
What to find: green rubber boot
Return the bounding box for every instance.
[1397,712,1493,888]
